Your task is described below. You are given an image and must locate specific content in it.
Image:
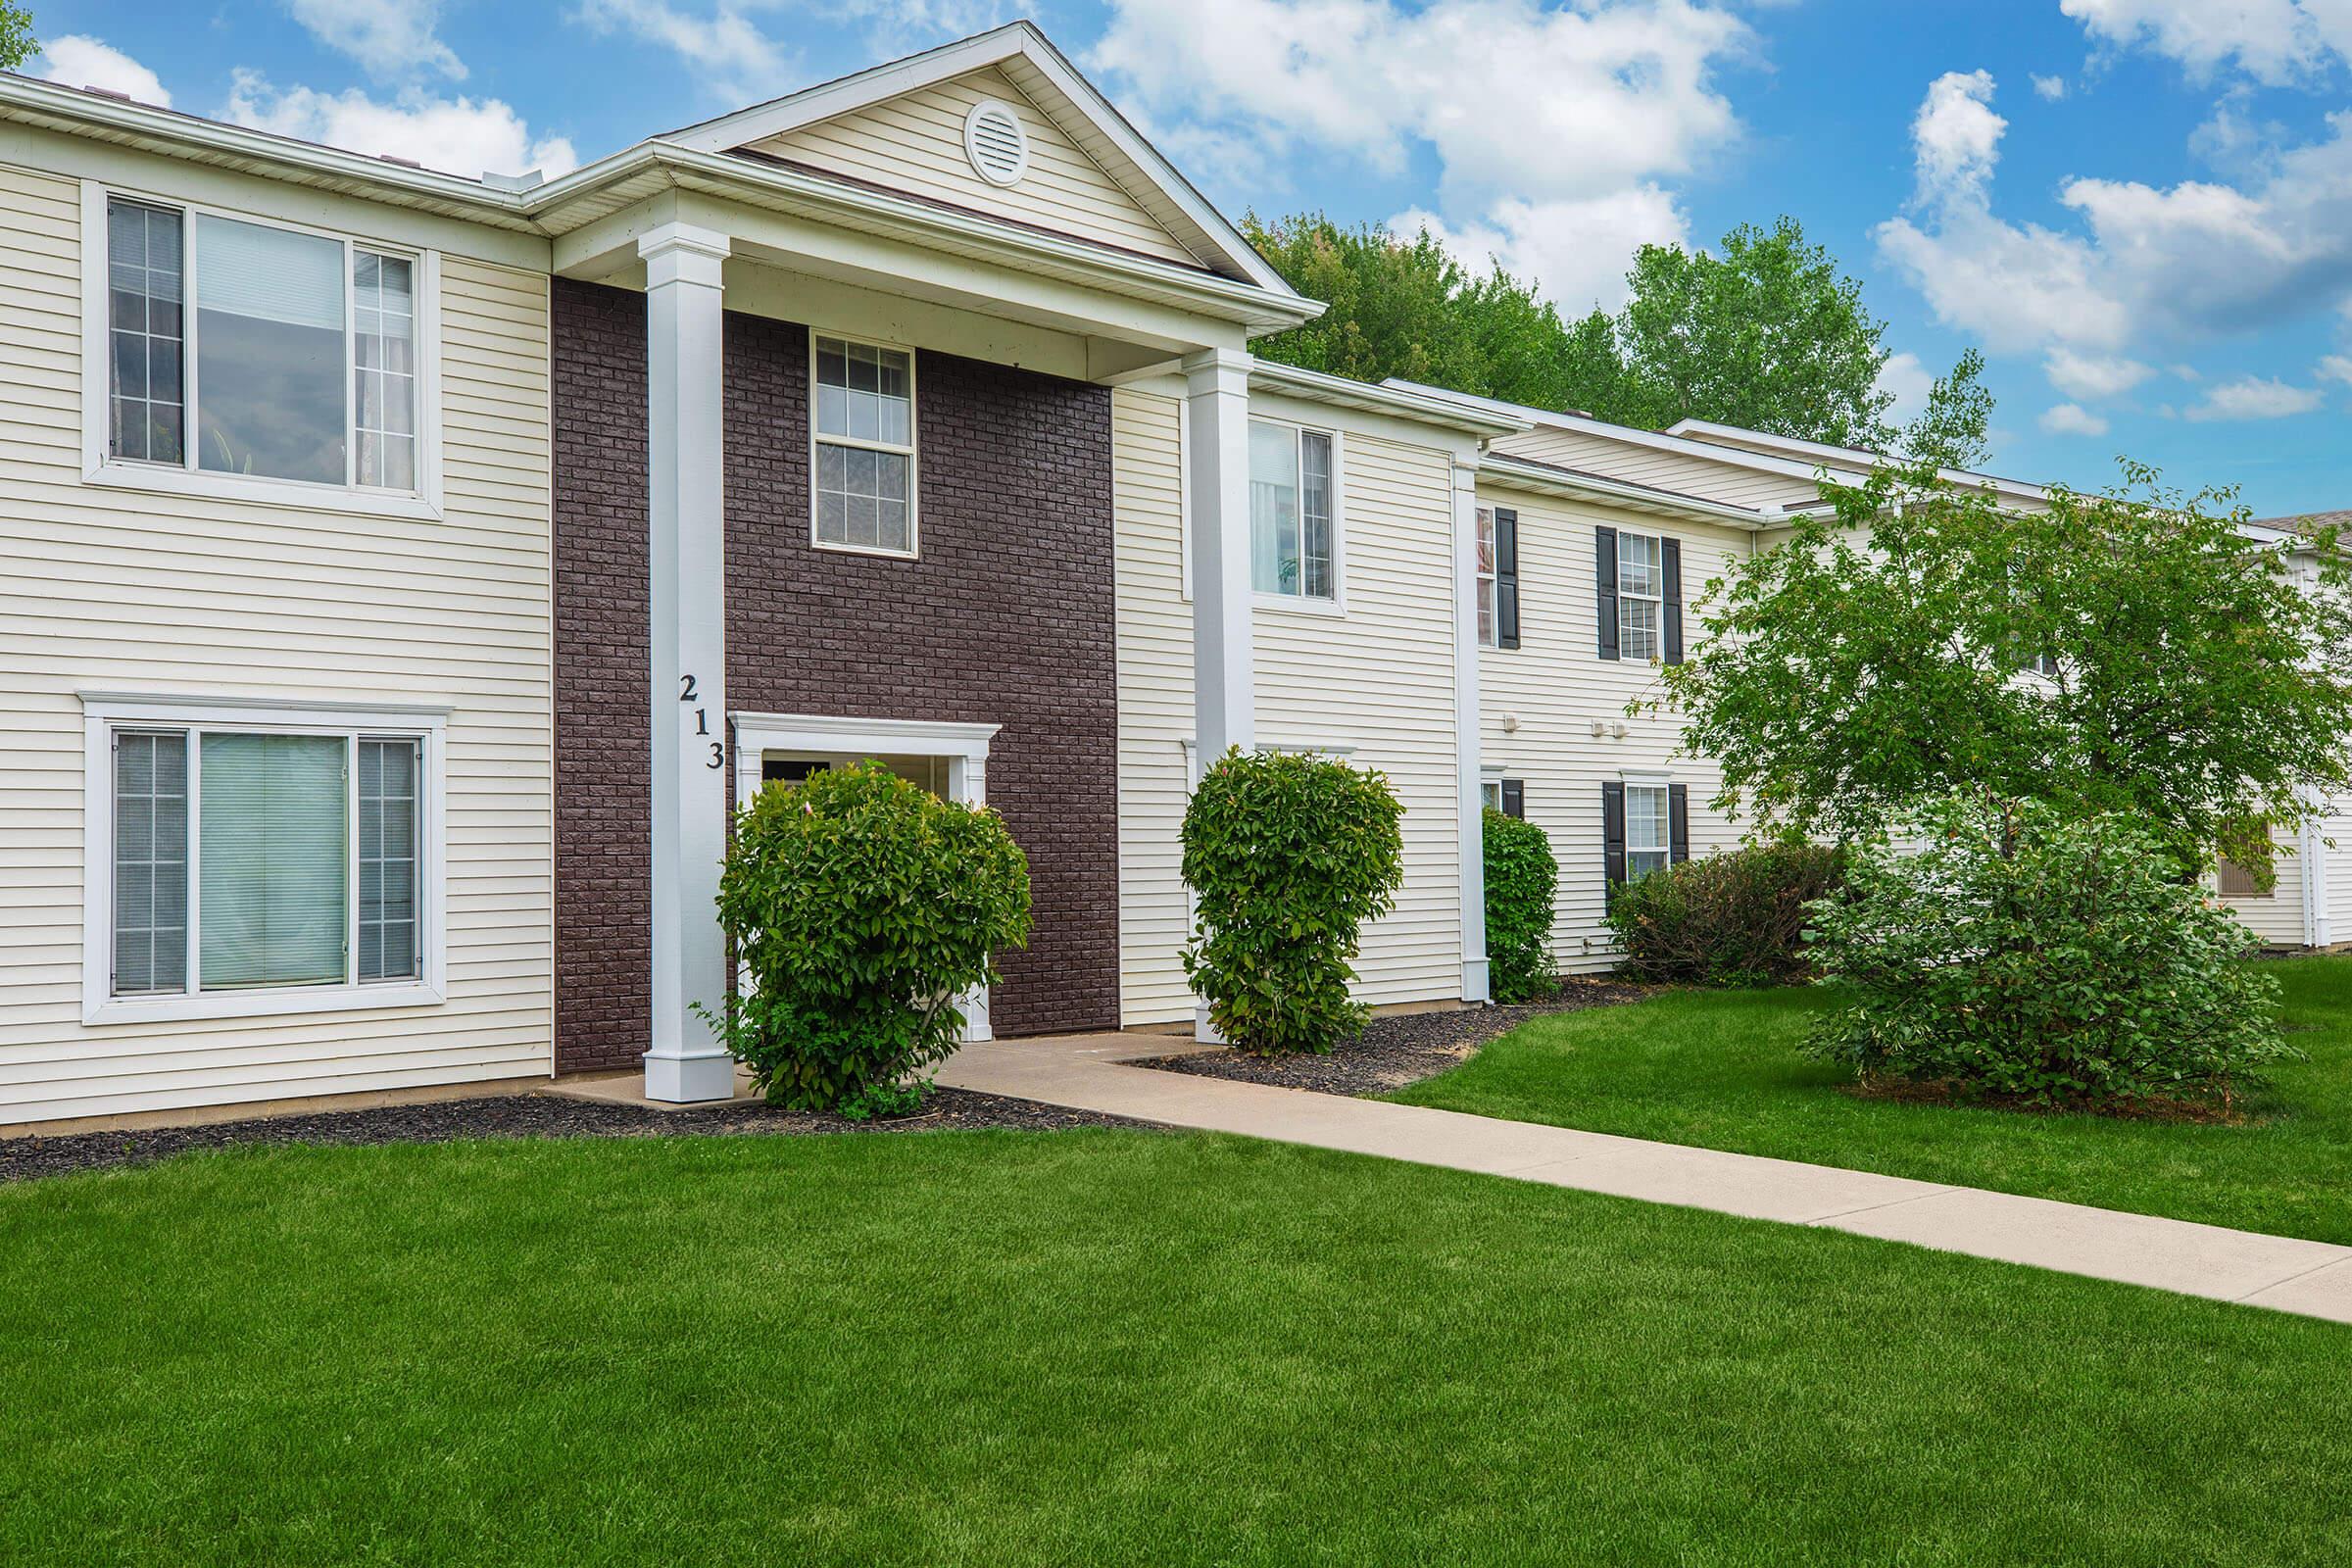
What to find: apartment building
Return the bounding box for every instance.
[3,21,2305,1131]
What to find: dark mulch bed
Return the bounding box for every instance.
[1137,976,1657,1097]
[0,1088,1142,1186]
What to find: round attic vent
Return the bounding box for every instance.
[963,99,1030,187]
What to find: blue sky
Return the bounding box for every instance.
[24,1,2352,515]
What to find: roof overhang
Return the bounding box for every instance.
[1249,361,1529,438]
[1665,417,2051,505]
[1478,452,1777,529]
[0,71,538,232]
[529,142,1320,339]
[654,21,1297,297]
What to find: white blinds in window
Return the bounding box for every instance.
[199,733,348,989]
[194,215,344,329]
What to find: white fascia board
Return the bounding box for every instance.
[1666,417,2050,503]
[1477,453,1773,530]
[533,144,1319,337]
[1249,361,1528,440]
[0,72,531,225]
[651,21,1298,297]
[1391,376,2048,502]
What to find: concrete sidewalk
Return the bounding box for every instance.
[940,1032,2352,1325]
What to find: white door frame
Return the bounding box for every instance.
[730,711,1003,1040]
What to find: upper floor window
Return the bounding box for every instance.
[1250,417,1335,602]
[1617,531,1664,662]
[103,196,421,493]
[1476,506,1497,646]
[812,335,916,557]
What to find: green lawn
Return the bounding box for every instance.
[1396,955,2352,1244]
[4,1132,2351,1564]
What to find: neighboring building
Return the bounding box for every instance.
[1,22,2329,1133]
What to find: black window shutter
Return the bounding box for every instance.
[1595,526,1619,661]
[1601,780,1627,895]
[1500,778,1524,819]
[1668,783,1690,864]
[1494,509,1520,650]
[1662,537,1685,665]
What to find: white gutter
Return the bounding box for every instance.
[1478,451,1776,529]
[1247,360,1528,438]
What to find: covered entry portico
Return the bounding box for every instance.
[530,24,1323,1100]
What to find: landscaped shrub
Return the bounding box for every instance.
[707,760,1031,1115]
[1605,841,1844,986]
[1484,808,1558,1003]
[1182,748,1404,1055]
[1805,795,2295,1112]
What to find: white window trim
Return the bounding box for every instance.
[1616,526,1664,662]
[1621,772,1673,878]
[1476,504,1498,649]
[808,330,920,561]
[77,180,445,522]
[79,693,450,1026]
[1249,415,1347,617]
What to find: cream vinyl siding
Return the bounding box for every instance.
[1258,426,1464,1006]
[2220,827,2309,948]
[1494,425,1825,513]
[1111,387,1195,1023]
[1112,388,1469,1023]
[1479,482,1750,973]
[0,161,554,1126]
[745,67,1205,270]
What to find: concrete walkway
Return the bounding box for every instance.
[940,1032,2352,1326]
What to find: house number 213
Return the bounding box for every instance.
[681,674,721,767]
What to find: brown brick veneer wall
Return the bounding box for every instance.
[551,280,1122,1070]
[552,280,653,1073]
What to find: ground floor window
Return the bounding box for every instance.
[1481,776,1524,818]
[1625,782,1671,880]
[85,700,441,1020]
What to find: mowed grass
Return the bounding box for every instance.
[4,1131,2352,1565]
[1396,955,2352,1244]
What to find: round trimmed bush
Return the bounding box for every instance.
[1484,808,1558,1003]
[1605,841,1844,987]
[1182,748,1404,1056]
[708,760,1031,1114]
[1805,796,2295,1112]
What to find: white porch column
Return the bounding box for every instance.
[640,221,737,1103]
[1184,349,1255,1044]
[1184,348,1255,758]
[1452,459,1491,1004]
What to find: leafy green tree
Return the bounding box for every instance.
[1,5,35,71]
[1652,460,2352,881]
[1600,218,1895,447]
[1249,210,1991,462]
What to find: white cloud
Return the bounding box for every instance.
[2043,347,2154,400]
[223,71,578,179]
[1878,74,2352,360]
[2320,353,2352,383]
[286,0,465,81]
[571,0,799,103]
[1397,187,1689,313]
[1911,70,2003,202]
[2059,0,2351,85]
[36,35,171,106]
[2040,402,2111,436]
[2184,374,2325,419]
[2032,73,2069,100]
[1091,0,1753,308]
[1876,351,1936,426]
